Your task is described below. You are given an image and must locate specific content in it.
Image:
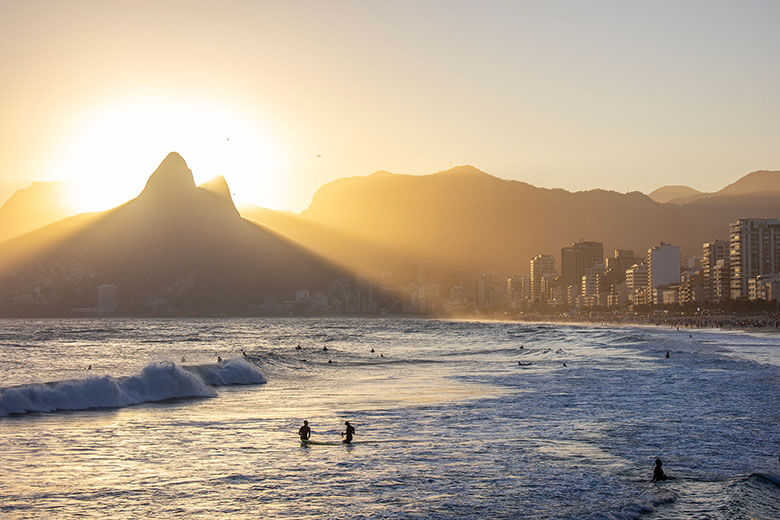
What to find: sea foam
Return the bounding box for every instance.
[0,358,265,416]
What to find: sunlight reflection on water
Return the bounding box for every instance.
[0,318,778,519]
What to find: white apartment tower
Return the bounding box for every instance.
[97,284,117,314]
[647,243,680,288]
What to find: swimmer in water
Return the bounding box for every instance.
[652,458,668,481]
[341,421,355,444]
[299,420,311,441]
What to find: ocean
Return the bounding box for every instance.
[1,318,778,519]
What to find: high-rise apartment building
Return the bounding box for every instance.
[711,259,730,303]
[729,218,780,300]
[530,254,556,302]
[647,243,680,288]
[702,240,729,302]
[625,264,648,292]
[561,241,603,287]
[97,284,117,314]
[506,276,529,308]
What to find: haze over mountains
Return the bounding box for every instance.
[0,181,76,242]
[0,153,344,315]
[648,170,780,204]
[1,155,779,315]
[258,166,780,277]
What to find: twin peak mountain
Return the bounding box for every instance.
[0,152,343,315]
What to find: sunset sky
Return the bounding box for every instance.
[1,0,778,211]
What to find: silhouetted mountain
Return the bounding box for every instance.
[648,185,705,204]
[649,170,780,204]
[0,153,345,316]
[0,181,76,242]
[716,170,780,196]
[301,166,780,277]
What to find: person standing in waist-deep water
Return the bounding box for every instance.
[342,421,355,443]
[652,458,668,481]
[299,420,311,441]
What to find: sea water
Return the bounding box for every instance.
[0,318,778,519]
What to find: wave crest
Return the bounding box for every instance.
[0,358,265,417]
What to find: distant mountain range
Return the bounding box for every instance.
[648,170,780,204]
[1,156,778,315]
[0,153,344,315]
[263,166,779,277]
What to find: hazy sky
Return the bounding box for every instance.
[1,0,778,211]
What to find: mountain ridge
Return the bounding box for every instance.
[0,154,346,316]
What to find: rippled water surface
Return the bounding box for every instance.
[1,318,778,519]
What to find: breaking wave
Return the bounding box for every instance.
[0,358,265,417]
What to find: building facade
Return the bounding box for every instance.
[561,241,604,288]
[648,243,680,288]
[702,240,729,302]
[530,254,556,302]
[729,218,780,300]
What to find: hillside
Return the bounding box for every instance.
[300,166,780,277]
[0,181,76,242]
[648,185,704,204]
[0,153,345,316]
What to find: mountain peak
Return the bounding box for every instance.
[435,165,491,177]
[718,169,780,196]
[141,152,196,198]
[198,175,239,215]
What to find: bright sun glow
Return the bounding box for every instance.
[48,97,284,212]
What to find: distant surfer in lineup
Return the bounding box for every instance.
[342,421,355,443]
[299,420,311,441]
[652,458,668,481]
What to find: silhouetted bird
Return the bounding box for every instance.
[665,351,670,358]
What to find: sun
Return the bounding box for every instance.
[48,97,284,212]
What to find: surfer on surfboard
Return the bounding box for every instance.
[342,421,355,443]
[299,420,311,441]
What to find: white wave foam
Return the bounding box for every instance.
[186,358,267,386]
[0,359,264,417]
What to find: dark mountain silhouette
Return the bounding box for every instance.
[0,153,345,316]
[299,165,780,277]
[0,181,76,242]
